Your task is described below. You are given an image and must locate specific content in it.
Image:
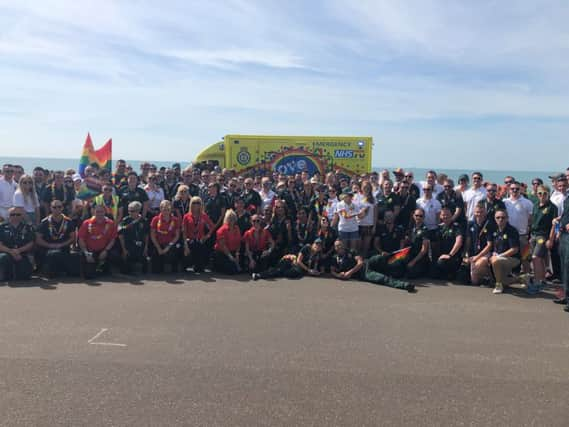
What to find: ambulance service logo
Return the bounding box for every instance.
[237,148,251,165]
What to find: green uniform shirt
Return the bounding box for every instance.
[0,222,35,249]
[531,201,557,237]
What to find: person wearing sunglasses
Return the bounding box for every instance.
[0,207,35,281]
[527,185,557,294]
[150,200,181,274]
[213,209,242,275]
[431,207,464,280]
[92,184,122,223]
[13,174,40,226]
[437,179,465,228]
[489,209,521,294]
[478,183,506,226]
[405,208,431,279]
[41,170,75,216]
[36,201,77,278]
[504,181,533,275]
[183,196,215,274]
[463,172,487,222]
[244,214,275,274]
[119,172,149,220]
[0,164,18,222]
[464,203,494,286]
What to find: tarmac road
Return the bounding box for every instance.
[0,275,568,426]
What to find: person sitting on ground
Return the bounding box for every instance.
[183,196,215,274]
[431,207,464,280]
[295,239,325,277]
[489,209,520,295]
[405,208,431,279]
[0,207,35,281]
[464,204,494,286]
[316,215,337,271]
[35,200,77,278]
[373,210,406,277]
[118,201,149,275]
[77,204,118,279]
[331,239,414,291]
[243,214,275,273]
[150,200,181,274]
[213,209,242,274]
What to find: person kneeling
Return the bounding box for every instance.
[36,201,77,278]
[489,209,520,295]
[150,200,181,274]
[430,207,464,280]
[244,214,275,273]
[331,240,414,292]
[214,209,242,274]
[118,201,149,275]
[78,204,118,279]
[0,207,35,282]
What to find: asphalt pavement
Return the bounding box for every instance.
[1,275,568,426]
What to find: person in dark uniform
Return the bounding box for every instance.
[528,185,557,293]
[251,253,304,280]
[431,207,464,280]
[295,239,325,276]
[234,197,252,235]
[489,209,520,295]
[376,180,401,222]
[204,182,227,231]
[373,210,406,277]
[294,206,315,252]
[268,199,294,258]
[316,215,338,271]
[555,195,569,311]
[41,170,76,216]
[119,172,149,219]
[118,201,149,274]
[0,207,35,281]
[437,179,465,228]
[405,208,431,279]
[464,203,494,285]
[331,240,414,291]
[395,181,416,229]
[242,178,262,214]
[35,201,77,278]
[479,183,505,226]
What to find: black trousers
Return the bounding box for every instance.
[186,240,210,272]
[81,251,115,279]
[0,253,33,281]
[406,257,430,279]
[430,255,462,280]
[120,247,148,274]
[40,249,79,277]
[151,245,180,273]
[257,258,304,279]
[214,251,241,274]
[246,250,275,273]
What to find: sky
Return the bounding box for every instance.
[1,0,568,170]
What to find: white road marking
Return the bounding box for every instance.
[88,328,127,347]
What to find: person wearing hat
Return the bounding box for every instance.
[251,239,322,280]
[392,168,405,184]
[333,189,363,252]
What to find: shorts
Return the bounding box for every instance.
[359,225,374,238]
[338,230,360,241]
[530,235,547,258]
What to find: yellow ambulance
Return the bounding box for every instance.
[194,135,373,176]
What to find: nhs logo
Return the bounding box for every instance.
[334,149,355,158]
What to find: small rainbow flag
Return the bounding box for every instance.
[387,247,411,265]
[79,133,112,177]
[520,243,531,261]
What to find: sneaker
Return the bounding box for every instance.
[251,273,260,281]
[493,282,504,294]
[526,281,539,295]
[405,283,416,293]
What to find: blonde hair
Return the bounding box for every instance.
[223,209,237,225]
[190,196,203,215]
[15,174,39,208]
[175,185,189,200]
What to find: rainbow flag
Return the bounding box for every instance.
[387,247,411,265]
[520,243,531,261]
[79,133,112,177]
[76,176,104,200]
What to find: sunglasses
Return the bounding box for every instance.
[473,177,481,180]
[504,180,513,185]
[252,220,261,223]
[191,202,202,206]
[495,216,506,220]
[532,182,540,186]
[537,192,548,196]
[52,205,63,209]
[414,214,424,218]
[9,213,22,217]
[510,188,520,192]
[487,189,496,193]
[423,188,432,191]
[443,185,452,189]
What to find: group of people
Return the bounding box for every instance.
[1,161,569,312]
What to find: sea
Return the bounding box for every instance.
[1,156,560,186]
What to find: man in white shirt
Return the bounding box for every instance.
[419,170,444,198]
[463,172,487,221]
[550,174,568,217]
[0,164,17,222]
[416,184,442,231]
[504,181,533,273]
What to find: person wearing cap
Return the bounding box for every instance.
[392,168,405,184]
[334,189,363,252]
[0,207,35,281]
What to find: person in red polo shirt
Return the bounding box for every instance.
[183,196,214,274]
[214,209,242,274]
[78,204,118,279]
[243,214,275,273]
[150,200,181,274]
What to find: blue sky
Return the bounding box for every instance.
[1,0,568,170]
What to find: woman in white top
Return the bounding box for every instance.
[259,177,276,212]
[357,181,376,257]
[13,174,40,226]
[333,190,363,252]
[145,173,165,218]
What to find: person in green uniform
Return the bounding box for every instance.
[527,185,557,293]
[464,203,495,286]
[331,240,414,292]
[490,209,520,295]
[0,207,35,281]
[479,183,505,226]
[431,207,464,280]
[405,208,431,279]
[373,210,406,277]
[118,201,149,274]
[35,201,77,278]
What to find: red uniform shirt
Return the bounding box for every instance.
[78,216,117,252]
[214,223,242,252]
[243,227,272,252]
[183,212,214,241]
[150,214,180,246]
